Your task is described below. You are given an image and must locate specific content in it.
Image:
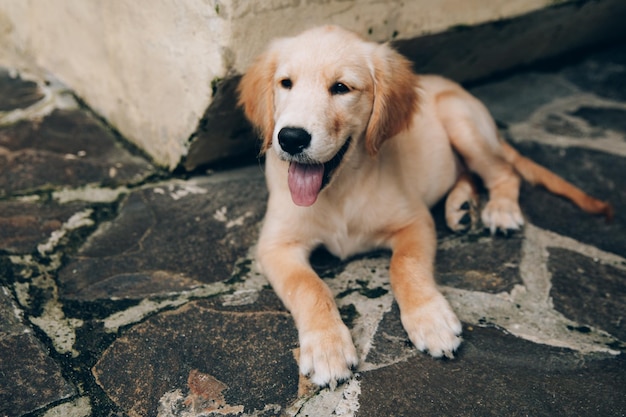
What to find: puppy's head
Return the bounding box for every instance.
[238,25,418,206]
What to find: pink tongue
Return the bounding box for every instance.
[288,162,324,207]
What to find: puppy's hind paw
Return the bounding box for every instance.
[445,173,478,232]
[481,198,524,235]
[446,200,477,233]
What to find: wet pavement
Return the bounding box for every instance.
[1,44,625,417]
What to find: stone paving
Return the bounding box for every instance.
[1,44,626,417]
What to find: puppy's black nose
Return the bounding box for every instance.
[278,127,311,155]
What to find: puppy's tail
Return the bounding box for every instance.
[501,142,614,221]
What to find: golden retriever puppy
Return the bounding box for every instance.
[238,25,611,387]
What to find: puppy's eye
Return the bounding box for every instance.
[330,82,350,95]
[280,78,293,89]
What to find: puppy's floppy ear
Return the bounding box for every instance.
[238,49,277,154]
[365,44,419,155]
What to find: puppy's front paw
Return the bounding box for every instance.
[401,293,462,358]
[481,198,524,234]
[299,323,358,389]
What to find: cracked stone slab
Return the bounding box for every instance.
[41,396,91,417]
[359,326,626,417]
[0,334,77,416]
[58,167,267,300]
[0,287,76,416]
[0,108,154,197]
[469,71,580,125]
[549,248,626,342]
[508,93,626,157]
[561,43,626,102]
[469,43,626,128]
[0,286,25,335]
[0,197,91,254]
[0,67,45,112]
[364,302,417,368]
[436,234,523,293]
[85,208,622,415]
[440,224,623,356]
[571,106,626,135]
[515,143,624,257]
[93,299,299,417]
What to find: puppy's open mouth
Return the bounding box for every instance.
[287,138,351,207]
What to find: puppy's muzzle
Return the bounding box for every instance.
[278,127,311,155]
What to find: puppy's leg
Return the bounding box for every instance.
[389,210,462,357]
[438,92,523,233]
[445,172,478,232]
[479,168,524,234]
[257,243,357,388]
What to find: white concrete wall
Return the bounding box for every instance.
[229,0,556,72]
[0,0,231,169]
[0,0,559,169]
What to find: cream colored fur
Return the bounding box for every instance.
[238,25,611,388]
